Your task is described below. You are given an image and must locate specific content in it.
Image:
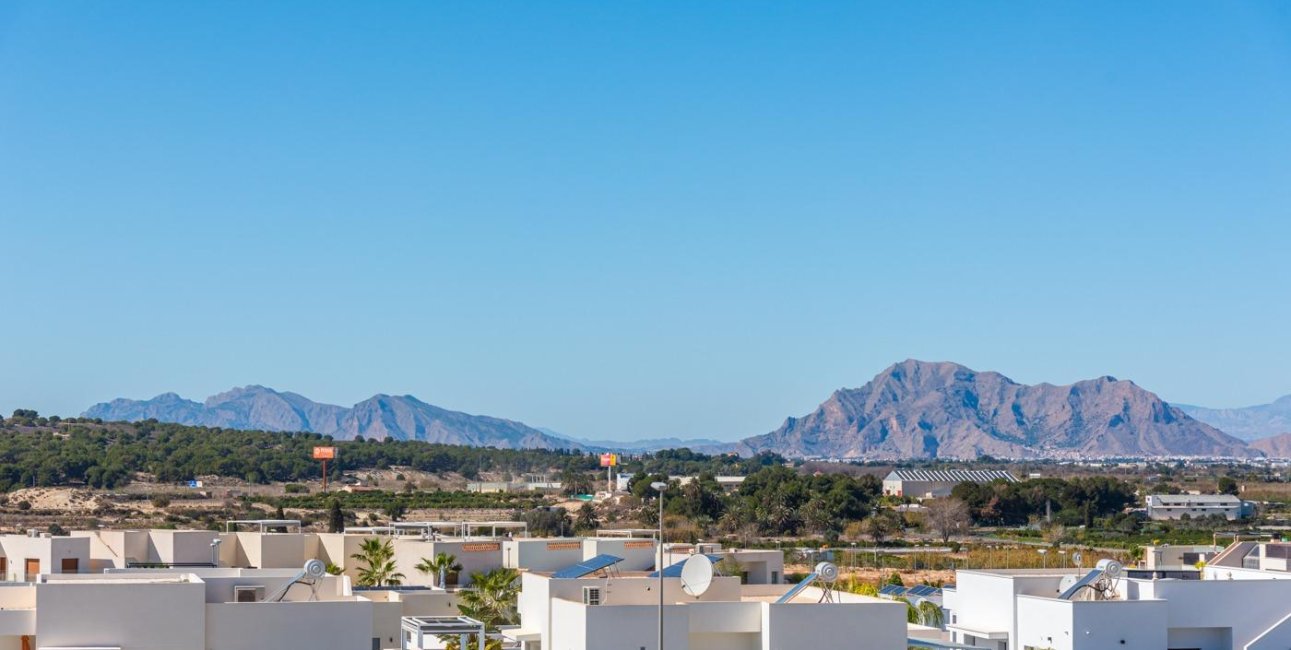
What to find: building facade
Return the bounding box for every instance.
[882,469,1017,499]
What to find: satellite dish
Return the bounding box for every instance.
[680,555,714,597]
[303,559,327,579]
[1071,552,1083,568]
[814,561,839,583]
[1058,575,1078,593]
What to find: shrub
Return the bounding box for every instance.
[283,483,308,494]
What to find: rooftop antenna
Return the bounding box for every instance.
[680,555,714,598]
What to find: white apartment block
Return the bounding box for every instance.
[502,568,907,650]
[0,567,391,649]
[1145,494,1254,520]
[941,541,1291,650]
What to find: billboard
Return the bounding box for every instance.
[599,453,618,467]
[313,446,338,460]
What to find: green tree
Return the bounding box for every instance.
[445,568,520,650]
[574,502,600,533]
[384,500,407,522]
[351,538,404,587]
[863,510,901,545]
[328,499,345,533]
[1217,476,1239,496]
[416,552,462,589]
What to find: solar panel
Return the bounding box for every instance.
[552,554,624,579]
[878,584,908,598]
[908,585,939,597]
[649,555,722,578]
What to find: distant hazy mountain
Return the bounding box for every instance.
[1249,432,1291,458]
[537,428,724,453]
[84,386,580,450]
[1176,396,1291,441]
[732,360,1256,460]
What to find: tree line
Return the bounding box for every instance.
[0,412,771,492]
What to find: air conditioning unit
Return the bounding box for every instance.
[234,585,265,602]
[582,586,602,606]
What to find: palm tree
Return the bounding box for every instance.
[351,538,405,587]
[916,600,945,628]
[415,552,462,589]
[441,568,519,650]
[898,596,945,628]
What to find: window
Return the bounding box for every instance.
[60,558,78,573]
[234,585,265,602]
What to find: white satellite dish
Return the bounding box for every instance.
[1071,551,1083,568]
[1058,575,1078,593]
[680,555,714,597]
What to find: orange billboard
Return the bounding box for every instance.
[599,453,618,467]
[312,446,338,460]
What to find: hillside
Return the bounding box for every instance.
[84,386,579,450]
[1249,433,1291,458]
[1176,396,1291,441]
[732,360,1257,460]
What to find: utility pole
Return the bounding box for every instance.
[651,481,667,650]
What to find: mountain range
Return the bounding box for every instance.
[1249,433,1291,458]
[1175,396,1291,441]
[83,361,1282,459]
[83,386,581,451]
[730,360,1258,459]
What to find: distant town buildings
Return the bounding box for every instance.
[882,469,1017,499]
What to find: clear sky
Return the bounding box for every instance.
[2,2,1290,441]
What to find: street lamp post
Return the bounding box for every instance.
[1038,548,1048,569]
[651,481,668,650]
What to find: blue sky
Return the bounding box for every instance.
[2,2,1290,441]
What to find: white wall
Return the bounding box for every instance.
[391,539,503,587]
[1070,599,1167,650]
[0,535,90,580]
[35,580,207,649]
[1144,577,1291,649]
[505,539,584,572]
[762,601,905,650]
[205,601,375,649]
[584,538,657,571]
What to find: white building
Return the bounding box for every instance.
[1145,493,1254,520]
[503,565,907,650]
[0,566,383,650]
[941,541,1291,650]
[882,469,1017,499]
[0,532,91,581]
